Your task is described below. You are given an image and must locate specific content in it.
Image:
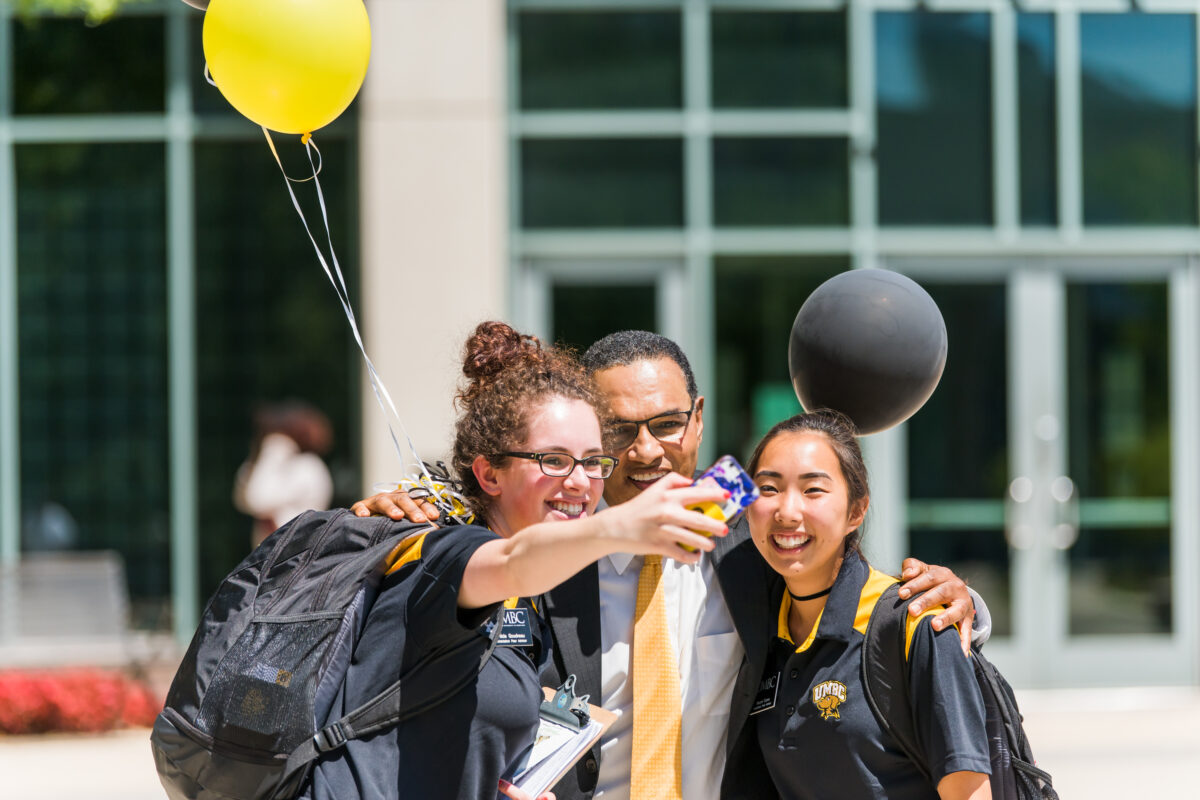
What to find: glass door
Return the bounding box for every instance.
[1007,267,1194,687]
[513,257,684,355]
[901,259,1198,688]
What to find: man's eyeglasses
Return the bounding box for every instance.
[603,405,694,451]
[500,451,619,479]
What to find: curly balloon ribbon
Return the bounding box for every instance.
[258,125,469,519]
[373,461,475,525]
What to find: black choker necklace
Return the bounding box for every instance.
[788,586,833,602]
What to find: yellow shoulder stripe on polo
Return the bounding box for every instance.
[854,567,944,660]
[503,596,538,613]
[854,568,898,635]
[384,532,429,575]
[775,590,827,653]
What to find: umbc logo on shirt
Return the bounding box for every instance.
[812,680,848,720]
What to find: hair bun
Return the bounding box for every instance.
[462,320,543,386]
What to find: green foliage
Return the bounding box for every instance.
[13,0,156,24]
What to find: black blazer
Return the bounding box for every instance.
[539,515,780,800]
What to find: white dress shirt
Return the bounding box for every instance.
[592,549,744,800]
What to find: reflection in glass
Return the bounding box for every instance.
[1066,283,1171,636]
[518,11,682,109]
[1067,283,1169,499]
[876,12,993,225]
[908,283,1008,499]
[1018,13,1057,227]
[17,143,168,628]
[194,140,361,600]
[552,283,657,354]
[521,138,684,228]
[713,137,849,227]
[711,11,847,108]
[910,529,1011,637]
[1081,14,1197,225]
[13,15,165,114]
[1069,527,1171,635]
[713,257,847,461]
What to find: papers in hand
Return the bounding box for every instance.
[511,688,614,797]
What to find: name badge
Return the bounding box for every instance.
[496,607,534,647]
[749,672,780,715]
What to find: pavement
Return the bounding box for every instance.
[1,687,1198,799]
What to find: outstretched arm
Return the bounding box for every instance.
[458,473,728,609]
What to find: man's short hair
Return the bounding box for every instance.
[581,330,699,401]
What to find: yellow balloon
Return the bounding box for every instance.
[203,0,370,135]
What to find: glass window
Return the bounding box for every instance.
[1066,282,1171,636]
[1018,13,1057,227]
[712,137,849,227]
[876,12,993,226]
[518,11,682,110]
[908,283,1008,499]
[1067,283,1170,499]
[194,140,361,598]
[711,11,848,109]
[13,15,165,115]
[551,282,657,354]
[521,138,685,228]
[1081,14,1197,226]
[190,15,240,118]
[712,257,847,462]
[16,143,169,629]
[905,283,1009,636]
[910,528,1012,637]
[1068,526,1171,635]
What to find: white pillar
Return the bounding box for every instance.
[358,0,508,489]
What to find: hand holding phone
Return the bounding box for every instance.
[683,455,759,551]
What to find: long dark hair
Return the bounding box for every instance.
[746,409,869,556]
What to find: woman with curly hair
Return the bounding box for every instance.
[302,321,728,800]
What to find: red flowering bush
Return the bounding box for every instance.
[0,669,161,734]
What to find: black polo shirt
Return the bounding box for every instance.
[754,552,990,800]
[304,525,553,800]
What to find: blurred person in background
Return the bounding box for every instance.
[234,399,335,548]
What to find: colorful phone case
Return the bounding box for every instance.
[683,455,759,550]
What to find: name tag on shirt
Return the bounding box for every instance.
[750,672,780,715]
[496,607,534,648]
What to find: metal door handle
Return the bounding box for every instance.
[1006,476,1034,550]
[1049,475,1078,550]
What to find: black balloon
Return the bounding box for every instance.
[181,0,209,10]
[788,269,947,435]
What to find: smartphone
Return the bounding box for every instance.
[683,455,759,551]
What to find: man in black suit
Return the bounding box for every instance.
[353,330,981,800]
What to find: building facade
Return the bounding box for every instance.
[2,0,1198,689]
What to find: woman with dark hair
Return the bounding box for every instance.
[302,321,728,800]
[234,400,336,548]
[729,410,991,800]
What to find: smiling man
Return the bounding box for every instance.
[352,330,983,800]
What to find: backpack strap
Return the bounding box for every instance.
[282,543,507,777]
[314,602,505,750]
[861,581,932,782]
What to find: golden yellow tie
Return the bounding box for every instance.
[630,554,683,799]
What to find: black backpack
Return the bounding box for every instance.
[862,583,1059,800]
[151,509,502,800]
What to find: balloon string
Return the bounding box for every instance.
[260,126,430,488]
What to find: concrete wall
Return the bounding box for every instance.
[358,0,508,490]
